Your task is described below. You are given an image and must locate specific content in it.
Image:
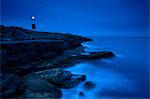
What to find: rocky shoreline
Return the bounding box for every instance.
[0,25,115,98]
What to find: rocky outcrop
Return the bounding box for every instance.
[1,40,63,67]
[33,69,86,88]
[0,25,92,42]
[0,73,25,98]
[0,25,93,74]
[1,40,64,76]
[22,75,62,98]
[84,81,96,90]
[63,34,92,50]
[20,89,61,99]
[0,25,116,98]
[79,92,85,96]
[79,51,115,59]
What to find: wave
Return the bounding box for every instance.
[63,63,138,99]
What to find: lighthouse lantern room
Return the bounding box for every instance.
[31,16,36,30]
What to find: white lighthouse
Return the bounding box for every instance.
[31,16,36,30]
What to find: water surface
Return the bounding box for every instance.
[62,36,149,99]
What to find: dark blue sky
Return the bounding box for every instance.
[1,0,149,36]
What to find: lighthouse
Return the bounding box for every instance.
[31,16,36,30]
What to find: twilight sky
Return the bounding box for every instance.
[1,0,149,36]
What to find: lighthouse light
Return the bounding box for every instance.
[31,16,35,20]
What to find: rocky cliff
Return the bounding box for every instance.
[0,25,115,98]
[0,25,92,72]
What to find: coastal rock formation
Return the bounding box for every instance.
[0,25,115,98]
[79,92,85,96]
[33,69,86,88]
[21,89,60,98]
[1,40,64,67]
[0,25,92,74]
[79,51,115,59]
[0,73,25,98]
[0,25,92,41]
[23,75,62,98]
[84,81,96,90]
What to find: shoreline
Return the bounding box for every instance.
[0,25,115,98]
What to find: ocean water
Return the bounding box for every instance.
[62,36,149,99]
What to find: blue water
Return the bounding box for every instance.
[62,37,149,99]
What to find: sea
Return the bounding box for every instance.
[62,36,149,99]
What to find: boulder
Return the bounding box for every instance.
[34,69,86,88]
[84,81,96,90]
[79,51,115,59]
[79,91,85,96]
[0,73,25,98]
[24,75,62,98]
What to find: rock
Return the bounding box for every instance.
[76,75,86,81]
[1,40,64,67]
[61,74,86,88]
[84,81,96,90]
[62,34,92,50]
[79,92,85,96]
[79,51,115,59]
[0,26,92,42]
[64,33,92,41]
[63,41,80,50]
[21,89,61,98]
[24,75,62,98]
[34,69,86,88]
[0,50,7,67]
[1,40,65,76]
[0,73,25,98]
[1,26,93,75]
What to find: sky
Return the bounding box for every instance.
[1,0,149,36]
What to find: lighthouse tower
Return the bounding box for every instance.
[31,16,36,30]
